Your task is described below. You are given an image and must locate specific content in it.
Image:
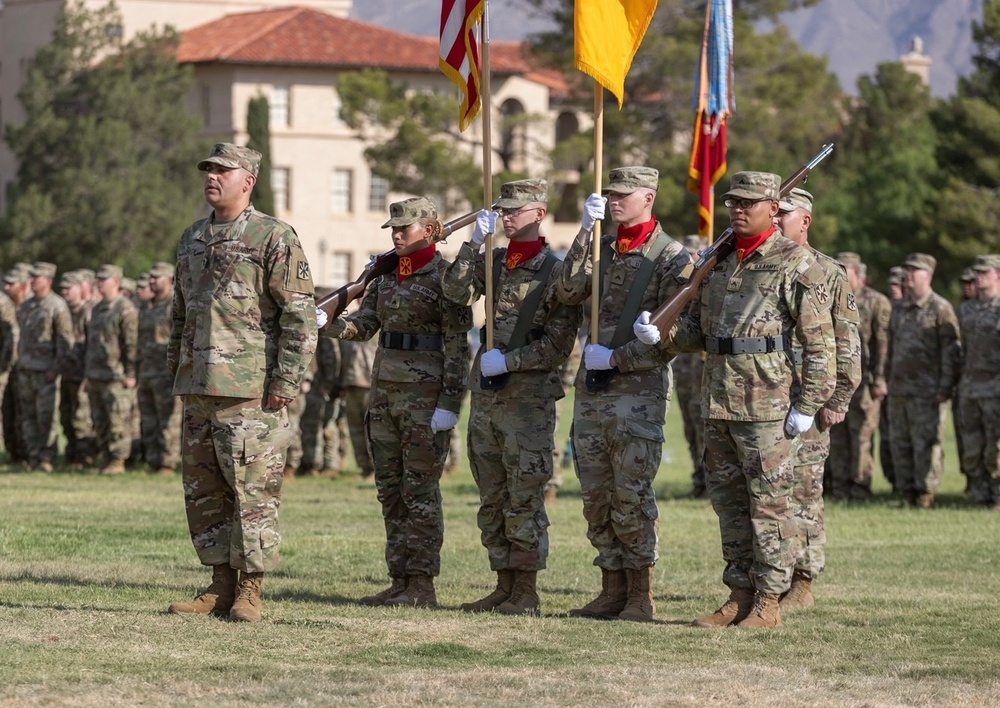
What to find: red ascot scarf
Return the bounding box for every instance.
[397,243,436,282]
[735,226,776,263]
[506,238,545,269]
[616,218,658,253]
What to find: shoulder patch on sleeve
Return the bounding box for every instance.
[285,246,315,295]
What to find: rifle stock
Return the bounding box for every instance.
[315,209,480,323]
[648,143,834,339]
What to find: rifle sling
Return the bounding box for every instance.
[489,248,559,350]
[600,234,673,349]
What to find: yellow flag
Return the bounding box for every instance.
[574,0,659,107]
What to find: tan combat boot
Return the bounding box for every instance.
[618,567,655,622]
[693,587,755,628]
[358,577,408,607]
[168,564,238,616]
[384,575,437,608]
[568,569,628,618]
[736,592,782,629]
[230,572,265,623]
[100,459,126,476]
[915,493,935,509]
[460,569,515,612]
[495,571,540,615]
[779,571,814,612]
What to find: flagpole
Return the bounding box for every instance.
[590,84,603,344]
[481,0,495,351]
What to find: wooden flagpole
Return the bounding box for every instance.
[481,0,495,350]
[590,85,603,344]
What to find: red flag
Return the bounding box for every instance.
[688,112,728,237]
[439,0,484,132]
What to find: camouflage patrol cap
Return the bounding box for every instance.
[888,266,905,285]
[603,166,659,195]
[149,261,175,278]
[3,263,31,285]
[96,264,123,280]
[381,196,438,228]
[836,251,863,269]
[136,273,150,289]
[683,234,703,253]
[972,253,1000,272]
[77,268,95,283]
[30,262,57,279]
[58,271,85,289]
[495,179,548,209]
[197,142,262,177]
[722,171,781,201]
[121,277,136,293]
[778,187,813,213]
[960,267,976,282]
[903,252,936,272]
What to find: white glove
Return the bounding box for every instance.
[315,307,328,329]
[585,344,614,371]
[784,407,815,437]
[471,209,497,246]
[480,348,508,377]
[430,408,458,433]
[581,193,607,232]
[633,310,660,345]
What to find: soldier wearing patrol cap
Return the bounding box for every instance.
[880,265,907,491]
[954,267,979,490]
[887,253,961,508]
[0,269,18,456]
[137,261,182,475]
[59,270,95,467]
[2,264,32,463]
[827,252,891,501]
[167,142,317,623]
[635,171,836,629]
[774,188,861,613]
[319,196,471,609]
[441,179,581,615]
[557,166,693,622]
[16,261,72,472]
[957,254,1000,508]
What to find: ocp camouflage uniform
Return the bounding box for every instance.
[954,294,978,485]
[557,221,692,574]
[340,337,377,476]
[324,219,471,586]
[0,289,19,451]
[60,286,94,465]
[86,290,139,465]
[16,273,72,468]
[672,351,706,495]
[442,206,581,584]
[548,335,582,499]
[957,255,1000,506]
[169,204,317,574]
[284,360,312,473]
[663,185,836,602]
[137,287,183,472]
[886,257,961,505]
[298,336,341,473]
[828,275,891,500]
[788,245,861,584]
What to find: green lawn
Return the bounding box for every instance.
[1,398,998,706]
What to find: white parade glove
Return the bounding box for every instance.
[633,310,660,345]
[585,344,614,371]
[315,307,328,329]
[581,193,607,232]
[784,407,815,437]
[480,348,508,377]
[430,408,459,433]
[471,208,497,246]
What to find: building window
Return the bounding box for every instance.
[331,169,353,214]
[329,252,352,287]
[272,168,290,212]
[271,84,290,127]
[369,175,389,212]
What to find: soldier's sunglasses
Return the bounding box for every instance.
[724,198,772,210]
[499,206,537,218]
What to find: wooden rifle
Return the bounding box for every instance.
[315,209,480,323]
[649,143,835,339]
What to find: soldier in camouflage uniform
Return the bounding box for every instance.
[283,360,313,478]
[957,254,1000,508]
[547,334,582,506]
[636,172,836,629]
[0,275,19,453]
[85,265,139,475]
[774,190,861,613]
[59,271,95,467]
[954,268,978,491]
[298,336,342,476]
[319,197,470,608]
[673,235,708,498]
[880,266,906,491]
[166,143,317,623]
[828,253,891,501]
[557,167,693,623]
[887,253,961,508]
[339,337,377,477]
[16,262,72,472]
[137,262,183,475]
[2,265,31,463]
[442,179,581,615]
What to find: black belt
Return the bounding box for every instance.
[704,335,791,355]
[379,331,443,352]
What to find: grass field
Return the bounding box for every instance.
[1,398,999,707]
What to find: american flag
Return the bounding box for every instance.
[439,0,484,131]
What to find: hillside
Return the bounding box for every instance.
[350,0,982,97]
